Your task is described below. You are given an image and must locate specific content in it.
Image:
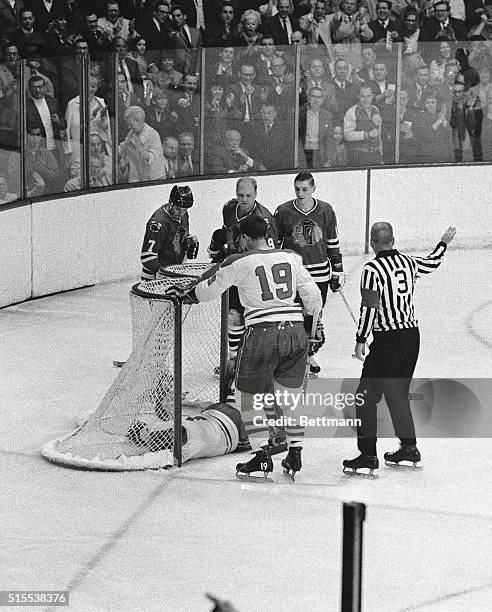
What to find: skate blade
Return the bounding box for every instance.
[235,472,273,483]
[342,466,378,479]
[385,460,422,470]
[283,468,297,481]
[113,360,125,368]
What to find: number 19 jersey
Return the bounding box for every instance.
[194,248,322,327]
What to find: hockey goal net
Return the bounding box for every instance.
[41,263,228,470]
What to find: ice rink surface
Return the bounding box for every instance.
[1,250,491,612]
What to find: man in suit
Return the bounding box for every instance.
[26,0,70,34]
[298,86,336,168]
[161,135,179,179]
[137,2,175,65]
[264,54,296,120]
[0,0,25,41]
[419,1,468,41]
[332,58,359,125]
[172,72,200,139]
[263,0,299,45]
[368,0,399,43]
[243,102,293,171]
[406,65,436,109]
[226,63,266,126]
[77,11,112,59]
[171,3,203,74]
[107,35,144,102]
[97,0,130,42]
[300,56,338,117]
[10,8,50,57]
[204,1,237,47]
[177,130,199,176]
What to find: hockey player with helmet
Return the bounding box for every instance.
[140,185,199,281]
[274,171,344,375]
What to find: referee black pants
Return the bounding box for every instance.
[355,328,420,456]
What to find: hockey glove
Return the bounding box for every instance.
[308,319,325,355]
[329,254,344,292]
[184,235,199,259]
[208,228,228,263]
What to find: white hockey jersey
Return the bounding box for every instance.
[194,248,322,326]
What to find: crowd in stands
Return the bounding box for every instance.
[0,0,491,202]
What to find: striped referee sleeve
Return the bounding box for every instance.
[413,241,448,277]
[356,265,380,344]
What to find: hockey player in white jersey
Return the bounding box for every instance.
[184,216,323,480]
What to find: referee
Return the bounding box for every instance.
[343,222,456,476]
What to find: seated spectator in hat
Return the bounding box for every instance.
[412,92,454,162]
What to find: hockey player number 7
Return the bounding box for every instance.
[255,263,293,301]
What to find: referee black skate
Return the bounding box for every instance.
[343,223,456,476]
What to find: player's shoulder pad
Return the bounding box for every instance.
[255,201,274,218]
[274,200,293,214]
[220,251,252,268]
[223,198,238,212]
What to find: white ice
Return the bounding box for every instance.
[1,251,491,612]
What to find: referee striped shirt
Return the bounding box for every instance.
[356,242,448,343]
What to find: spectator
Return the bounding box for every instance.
[470,64,492,109]
[368,0,399,43]
[413,91,454,161]
[262,0,300,45]
[204,2,238,47]
[9,126,60,196]
[331,57,359,124]
[171,4,203,74]
[45,11,75,57]
[419,1,467,42]
[253,36,278,81]
[150,51,183,93]
[65,74,111,166]
[79,11,112,59]
[468,4,492,41]
[396,6,422,67]
[226,62,267,125]
[328,0,373,49]
[328,44,355,82]
[137,2,175,65]
[308,0,333,49]
[343,83,383,165]
[300,56,338,115]
[206,128,260,174]
[407,65,436,108]
[332,124,349,166]
[234,9,264,50]
[203,81,242,145]
[161,134,179,178]
[128,35,149,79]
[28,0,70,35]
[353,44,377,84]
[110,72,141,143]
[145,87,179,141]
[369,61,395,106]
[298,86,336,167]
[64,154,111,190]
[10,8,50,58]
[0,174,17,203]
[118,104,165,182]
[205,46,238,88]
[176,130,199,176]
[397,88,419,163]
[69,131,113,185]
[109,36,144,102]
[243,101,293,169]
[264,54,296,118]
[290,29,307,44]
[429,39,459,84]
[98,1,131,43]
[449,78,482,160]
[173,72,200,137]
[0,0,24,42]
[59,36,90,106]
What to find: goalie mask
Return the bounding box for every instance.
[170,185,193,209]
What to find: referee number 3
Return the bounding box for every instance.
[394,269,410,294]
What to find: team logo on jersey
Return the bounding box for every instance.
[173,226,187,256]
[293,219,323,247]
[149,221,162,233]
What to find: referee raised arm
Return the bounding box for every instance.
[343,222,456,476]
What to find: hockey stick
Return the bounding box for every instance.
[339,288,358,326]
[302,308,321,393]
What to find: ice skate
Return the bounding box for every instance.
[384,444,422,469]
[281,446,302,481]
[343,454,379,478]
[236,448,273,482]
[309,356,321,376]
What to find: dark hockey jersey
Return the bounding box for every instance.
[274,198,340,283]
[209,199,278,260]
[141,206,190,280]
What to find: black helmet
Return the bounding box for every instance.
[170,185,193,208]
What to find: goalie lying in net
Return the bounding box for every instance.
[127,403,248,463]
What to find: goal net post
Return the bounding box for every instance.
[41,263,229,470]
